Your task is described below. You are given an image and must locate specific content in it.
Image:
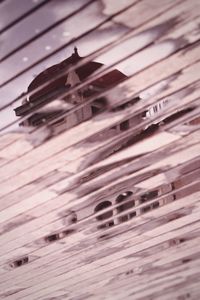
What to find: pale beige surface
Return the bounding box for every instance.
[0,1,200,299]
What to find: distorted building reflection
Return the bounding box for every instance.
[14,47,127,145]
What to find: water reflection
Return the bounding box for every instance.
[14,47,127,145]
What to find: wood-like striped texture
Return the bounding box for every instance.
[0,0,200,299]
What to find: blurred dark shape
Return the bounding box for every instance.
[14,47,127,143]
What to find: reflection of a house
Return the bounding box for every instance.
[14,47,136,144]
[14,48,178,242]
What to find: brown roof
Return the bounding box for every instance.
[27,48,127,102]
[14,48,127,117]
